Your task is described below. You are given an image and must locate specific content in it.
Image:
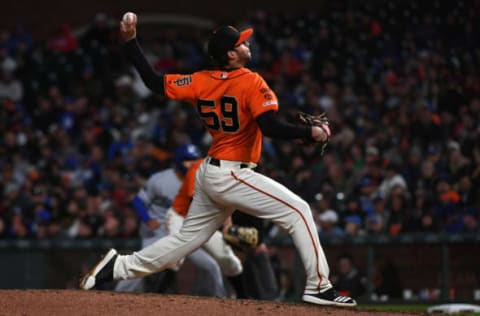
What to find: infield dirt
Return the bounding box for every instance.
[0,289,426,315]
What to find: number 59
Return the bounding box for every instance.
[197,97,240,133]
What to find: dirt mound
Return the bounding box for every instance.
[0,290,423,316]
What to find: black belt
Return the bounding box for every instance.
[209,158,250,169]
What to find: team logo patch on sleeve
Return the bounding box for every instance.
[173,75,192,86]
[263,100,277,106]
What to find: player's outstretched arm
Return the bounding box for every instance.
[120,12,165,95]
[256,110,326,142]
[256,111,309,139]
[132,189,161,230]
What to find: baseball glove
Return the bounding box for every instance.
[297,111,331,155]
[223,225,259,251]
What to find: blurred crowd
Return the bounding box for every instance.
[1,0,480,241]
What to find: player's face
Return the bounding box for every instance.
[233,40,251,64]
[182,159,197,171]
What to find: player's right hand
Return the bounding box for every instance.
[119,18,137,42]
[147,218,160,230]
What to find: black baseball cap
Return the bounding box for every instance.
[207,25,253,63]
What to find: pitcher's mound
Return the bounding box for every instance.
[0,290,422,316]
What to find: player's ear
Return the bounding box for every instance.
[227,50,237,61]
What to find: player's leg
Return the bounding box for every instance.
[114,227,167,292]
[204,168,328,291]
[186,248,226,297]
[166,206,228,297]
[164,207,188,270]
[204,167,355,306]
[80,187,231,290]
[202,231,243,277]
[113,196,230,281]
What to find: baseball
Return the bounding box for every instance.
[122,12,136,24]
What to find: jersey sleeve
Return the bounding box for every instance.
[132,193,151,222]
[248,73,279,118]
[164,73,196,104]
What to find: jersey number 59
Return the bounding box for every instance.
[197,97,240,133]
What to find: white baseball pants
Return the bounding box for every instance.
[114,221,170,292]
[114,158,332,293]
[167,207,243,276]
[116,212,229,297]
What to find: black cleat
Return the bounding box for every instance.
[302,288,357,307]
[80,248,117,290]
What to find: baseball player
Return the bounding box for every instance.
[116,144,235,297]
[80,14,356,307]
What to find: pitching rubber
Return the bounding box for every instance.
[79,248,117,290]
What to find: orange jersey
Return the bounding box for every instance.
[171,159,204,217]
[164,68,278,163]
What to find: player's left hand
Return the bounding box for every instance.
[297,111,331,155]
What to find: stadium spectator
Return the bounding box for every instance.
[0,0,479,243]
[378,162,408,200]
[373,256,403,300]
[385,186,410,235]
[317,209,344,238]
[331,254,366,299]
[47,24,79,53]
[343,215,364,237]
[357,176,377,216]
[0,69,23,102]
[366,214,385,235]
[342,197,364,223]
